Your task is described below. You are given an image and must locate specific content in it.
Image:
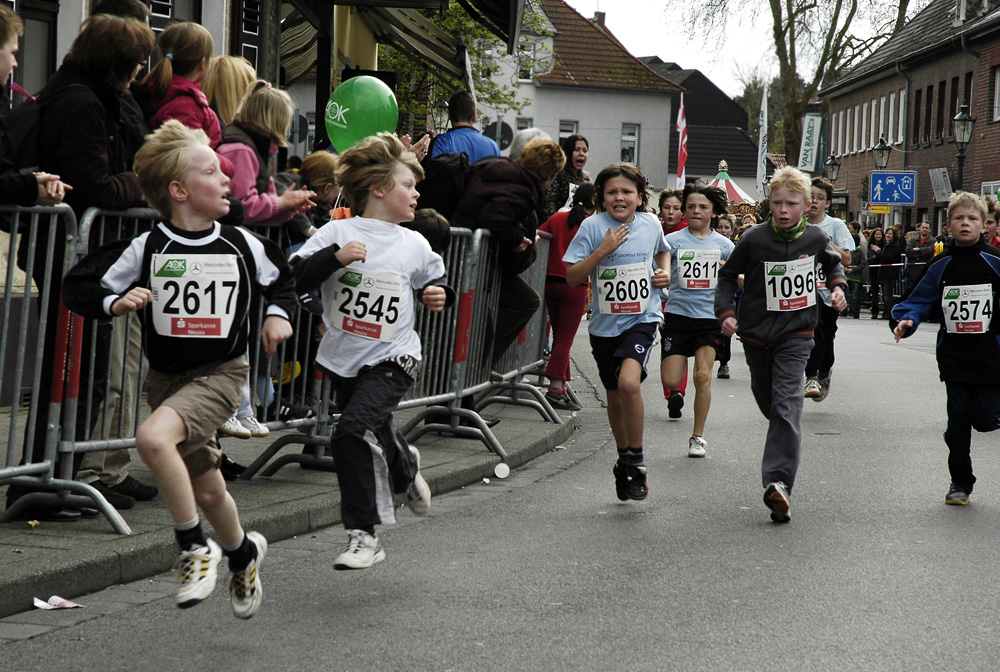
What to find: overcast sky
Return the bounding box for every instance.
[562,0,774,98]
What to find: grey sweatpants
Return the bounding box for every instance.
[742,336,813,490]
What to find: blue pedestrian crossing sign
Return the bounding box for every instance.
[870,170,917,205]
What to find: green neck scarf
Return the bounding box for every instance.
[771,215,808,243]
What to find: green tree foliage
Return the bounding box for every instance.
[379,6,551,136]
[671,0,929,160]
[734,67,806,156]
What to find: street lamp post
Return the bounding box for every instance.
[824,154,841,182]
[953,103,976,191]
[872,137,891,170]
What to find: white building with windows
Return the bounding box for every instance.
[481,0,680,188]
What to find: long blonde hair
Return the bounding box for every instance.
[233,80,292,146]
[202,55,256,126]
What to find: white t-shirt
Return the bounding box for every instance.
[291,217,446,377]
[809,214,853,306]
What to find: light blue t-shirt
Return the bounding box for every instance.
[810,214,853,306]
[664,228,734,319]
[563,211,670,337]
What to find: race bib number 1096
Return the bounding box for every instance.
[764,257,816,312]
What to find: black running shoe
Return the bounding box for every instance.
[612,462,628,501]
[625,464,648,500]
[763,482,791,523]
[667,392,684,419]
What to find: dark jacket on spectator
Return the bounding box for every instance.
[904,234,935,289]
[37,61,144,218]
[873,238,903,281]
[0,86,39,206]
[449,157,541,274]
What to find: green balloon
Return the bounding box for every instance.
[325,76,398,152]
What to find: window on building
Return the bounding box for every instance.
[230,0,261,70]
[879,95,886,142]
[559,120,578,141]
[517,40,536,81]
[912,89,922,144]
[12,2,58,97]
[845,109,853,154]
[898,89,906,145]
[935,81,946,139]
[837,111,844,156]
[621,124,639,163]
[964,71,974,110]
[516,117,534,131]
[857,104,864,153]
[949,76,959,131]
[888,92,896,144]
[870,98,877,147]
[993,68,1000,121]
[923,85,933,143]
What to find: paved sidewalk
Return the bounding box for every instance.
[0,402,577,620]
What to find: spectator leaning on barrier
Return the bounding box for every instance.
[890,191,1000,507]
[0,5,69,207]
[288,132,455,571]
[450,137,565,369]
[6,14,156,522]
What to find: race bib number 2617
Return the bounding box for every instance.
[150,254,240,338]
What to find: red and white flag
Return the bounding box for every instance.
[676,94,687,189]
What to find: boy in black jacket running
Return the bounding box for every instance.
[891,191,1000,506]
[63,120,297,618]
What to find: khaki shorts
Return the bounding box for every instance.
[145,356,249,478]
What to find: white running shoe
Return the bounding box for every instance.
[815,374,832,402]
[175,539,222,608]
[239,416,270,438]
[334,529,386,570]
[219,415,251,439]
[804,377,822,399]
[688,435,707,458]
[228,532,267,619]
[404,446,431,516]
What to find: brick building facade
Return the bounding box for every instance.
[820,0,1000,234]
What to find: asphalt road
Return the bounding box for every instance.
[4,316,1000,671]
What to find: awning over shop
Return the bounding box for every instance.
[356,7,470,85]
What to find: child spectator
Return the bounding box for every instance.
[62,120,298,616]
[660,185,734,458]
[715,166,846,523]
[713,214,736,379]
[891,191,1000,506]
[538,182,596,410]
[217,80,315,226]
[142,22,220,147]
[564,163,670,501]
[289,133,453,570]
[402,208,451,254]
[202,55,256,127]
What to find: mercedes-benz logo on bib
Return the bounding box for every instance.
[363,277,375,288]
[190,262,203,275]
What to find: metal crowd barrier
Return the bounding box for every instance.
[2,205,569,531]
[0,205,122,526]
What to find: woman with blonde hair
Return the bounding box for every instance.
[142,22,220,146]
[202,55,256,126]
